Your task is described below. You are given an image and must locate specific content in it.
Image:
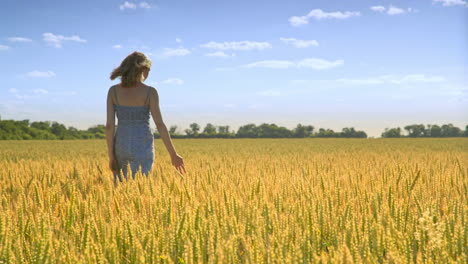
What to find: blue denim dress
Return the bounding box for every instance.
[113,86,154,183]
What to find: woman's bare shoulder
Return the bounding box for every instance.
[108,84,116,93]
[145,84,158,93]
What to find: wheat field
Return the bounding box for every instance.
[0,138,466,263]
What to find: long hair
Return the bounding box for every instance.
[110,51,152,88]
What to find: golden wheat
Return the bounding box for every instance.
[0,138,466,263]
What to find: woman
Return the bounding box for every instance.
[106,51,186,183]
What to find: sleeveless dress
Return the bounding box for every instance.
[112,86,154,183]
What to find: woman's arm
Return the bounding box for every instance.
[105,87,116,162]
[148,87,177,155]
[148,87,186,174]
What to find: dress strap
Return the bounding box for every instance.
[144,86,151,107]
[113,86,120,105]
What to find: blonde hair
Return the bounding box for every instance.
[110,51,152,88]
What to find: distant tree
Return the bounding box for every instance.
[4,117,465,140]
[236,123,259,138]
[28,127,57,139]
[202,123,217,136]
[355,131,368,138]
[441,124,462,137]
[317,128,338,137]
[19,119,30,127]
[31,121,51,131]
[292,124,314,138]
[336,127,367,138]
[50,122,67,139]
[381,127,401,138]
[217,125,230,134]
[185,123,200,137]
[341,127,356,137]
[190,123,200,134]
[87,125,106,134]
[428,124,442,137]
[404,124,426,137]
[256,123,292,138]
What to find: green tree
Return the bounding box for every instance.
[381,127,401,138]
[317,128,338,137]
[51,122,67,139]
[441,124,462,137]
[217,125,230,134]
[31,121,51,131]
[429,124,442,137]
[190,123,200,134]
[185,123,201,137]
[292,124,314,138]
[404,124,426,137]
[236,123,259,138]
[202,123,217,136]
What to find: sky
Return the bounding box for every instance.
[0,0,467,137]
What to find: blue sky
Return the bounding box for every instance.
[0,0,467,137]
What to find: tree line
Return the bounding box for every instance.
[0,118,466,140]
[381,124,468,138]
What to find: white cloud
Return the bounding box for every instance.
[280,37,319,48]
[204,51,235,58]
[289,16,309,27]
[7,37,32,42]
[308,9,361,20]
[161,47,191,57]
[200,41,272,51]
[289,9,360,26]
[243,58,343,70]
[43,33,86,48]
[162,78,184,85]
[0,44,10,50]
[120,1,136,10]
[370,6,386,12]
[370,5,416,15]
[139,2,151,8]
[387,6,406,15]
[257,90,281,96]
[433,0,468,6]
[25,70,56,78]
[175,38,182,43]
[33,89,48,94]
[120,1,154,10]
[8,88,18,93]
[112,44,123,49]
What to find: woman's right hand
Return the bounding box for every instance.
[171,153,186,175]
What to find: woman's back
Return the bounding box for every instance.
[112,84,154,182]
[113,83,151,106]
